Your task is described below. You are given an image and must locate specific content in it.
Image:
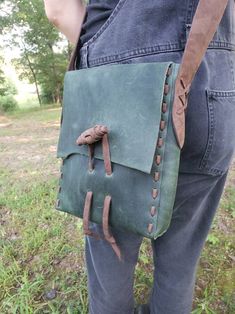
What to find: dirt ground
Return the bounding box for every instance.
[0,109,61,182]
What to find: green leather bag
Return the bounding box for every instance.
[55,0,228,259]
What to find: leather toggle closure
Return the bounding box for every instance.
[76,125,122,260]
[76,124,108,145]
[76,124,112,175]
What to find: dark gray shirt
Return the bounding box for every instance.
[80,0,119,46]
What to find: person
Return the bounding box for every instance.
[44,1,235,313]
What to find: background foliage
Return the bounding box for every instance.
[0,56,18,112]
[0,0,70,107]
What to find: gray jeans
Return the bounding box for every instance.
[76,1,235,313]
[85,171,228,314]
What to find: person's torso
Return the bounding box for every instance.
[77,0,235,177]
[79,0,235,67]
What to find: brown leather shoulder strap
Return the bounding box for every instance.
[173,0,229,148]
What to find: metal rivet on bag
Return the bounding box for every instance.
[164,84,170,95]
[152,188,158,199]
[154,172,160,181]
[58,186,62,193]
[157,138,163,148]
[160,120,166,131]
[162,102,167,113]
[148,223,153,233]
[156,155,161,165]
[150,206,157,216]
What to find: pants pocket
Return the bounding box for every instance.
[199,89,235,175]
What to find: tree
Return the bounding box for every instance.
[0,0,70,106]
[0,68,7,96]
[0,55,18,112]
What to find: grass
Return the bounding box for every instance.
[193,181,235,314]
[0,107,234,313]
[7,104,61,120]
[0,172,87,313]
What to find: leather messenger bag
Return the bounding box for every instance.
[55,0,229,260]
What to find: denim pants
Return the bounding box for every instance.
[77,1,235,313]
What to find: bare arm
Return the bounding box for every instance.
[44,0,86,44]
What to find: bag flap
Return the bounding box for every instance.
[57,62,173,174]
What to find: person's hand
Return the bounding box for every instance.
[44,0,86,44]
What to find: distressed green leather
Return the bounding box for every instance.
[56,62,180,239]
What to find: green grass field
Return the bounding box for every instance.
[0,107,234,313]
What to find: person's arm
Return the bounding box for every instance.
[44,0,86,44]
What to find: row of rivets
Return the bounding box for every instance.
[160,99,168,133]
[148,65,172,234]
